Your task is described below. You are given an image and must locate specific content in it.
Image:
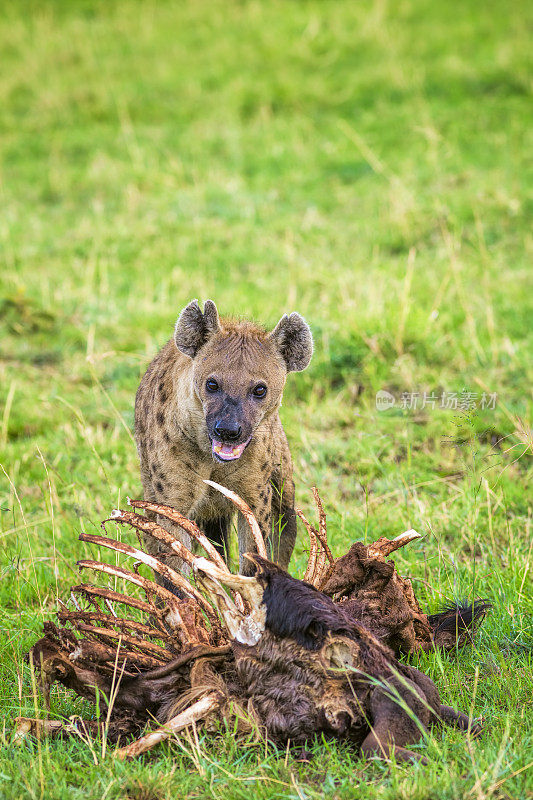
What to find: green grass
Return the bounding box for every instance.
[0,0,532,797]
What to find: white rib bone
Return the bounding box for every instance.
[203,480,267,558]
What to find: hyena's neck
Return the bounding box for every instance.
[171,361,209,453]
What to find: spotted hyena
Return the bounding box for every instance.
[134,299,313,575]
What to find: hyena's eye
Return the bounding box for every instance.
[205,378,219,393]
[252,383,267,399]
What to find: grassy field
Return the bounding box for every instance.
[0,0,532,797]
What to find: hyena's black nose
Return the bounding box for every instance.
[214,421,242,441]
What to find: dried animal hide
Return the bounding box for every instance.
[296,494,490,656]
[19,484,488,762]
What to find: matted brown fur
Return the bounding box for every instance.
[134,300,313,575]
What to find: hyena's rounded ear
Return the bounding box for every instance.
[174,299,221,358]
[269,312,313,372]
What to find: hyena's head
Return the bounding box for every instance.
[174,300,313,463]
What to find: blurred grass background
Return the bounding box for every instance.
[0,1,531,798]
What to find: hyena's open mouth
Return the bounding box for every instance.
[211,436,252,462]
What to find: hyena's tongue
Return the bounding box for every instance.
[212,439,249,461]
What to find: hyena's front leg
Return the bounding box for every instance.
[153,516,194,584]
[139,472,198,581]
[237,483,272,575]
[202,516,231,563]
[135,461,190,578]
[270,476,297,571]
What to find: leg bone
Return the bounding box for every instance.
[115,692,220,759]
